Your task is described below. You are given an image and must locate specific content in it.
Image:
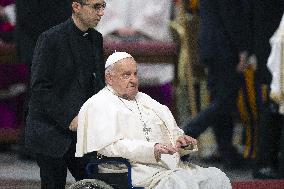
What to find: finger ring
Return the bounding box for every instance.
[163,145,167,148]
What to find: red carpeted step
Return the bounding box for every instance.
[233,180,284,189]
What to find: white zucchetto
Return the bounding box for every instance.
[105,52,133,69]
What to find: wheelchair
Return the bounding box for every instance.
[68,152,144,189]
[68,150,193,189]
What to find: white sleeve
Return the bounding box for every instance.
[98,139,158,164]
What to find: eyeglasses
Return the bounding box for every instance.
[81,2,106,12]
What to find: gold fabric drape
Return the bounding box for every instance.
[171,0,205,123]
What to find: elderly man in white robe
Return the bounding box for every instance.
[76,52,232,189]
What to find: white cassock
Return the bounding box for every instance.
[95,0,174,87]
[76,86,232,189]
[267,14,284,114]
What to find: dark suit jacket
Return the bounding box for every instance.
[198,0,250,67]
[25,18,105,157]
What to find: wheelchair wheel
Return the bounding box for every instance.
[68,179,114,189]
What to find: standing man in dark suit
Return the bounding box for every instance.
[183,0,251,168]
[15,0,71,159]
[25,0,106,188]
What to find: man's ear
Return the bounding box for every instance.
[71,2,81,13]
[105,72,113,85]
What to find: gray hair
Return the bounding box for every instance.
[105,64,116,75]
[105,64,116,85]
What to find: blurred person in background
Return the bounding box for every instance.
[183,0,252,169]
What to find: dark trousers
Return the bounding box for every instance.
[184,58,242,161]
[36,143,88,189]
[184,94,239,161]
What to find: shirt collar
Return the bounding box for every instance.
[70,18,91,37]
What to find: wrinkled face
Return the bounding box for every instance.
[107,58,139,100]
[72,0,105,29]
